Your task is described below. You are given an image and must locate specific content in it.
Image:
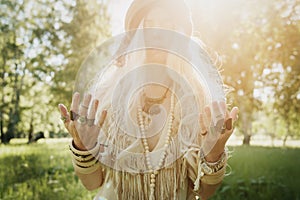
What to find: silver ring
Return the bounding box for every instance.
[78,116,87,124]
[216,114,223,119]
[80,104,89,109]
[87,118,95,126]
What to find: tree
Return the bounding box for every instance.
[0,0,69,143]
[191,0,300,145]
[0,0,111,143]
[51,0,111,106]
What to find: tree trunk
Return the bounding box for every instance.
[242,111,252,145]
[243,134,251,145]
[0,53,7,144]
[0,117,3,144]
[28,113,34,144]
[283,123,290,147]
[282,134,288,147]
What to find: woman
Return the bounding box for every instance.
[58,0,239,199]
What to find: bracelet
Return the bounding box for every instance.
[69,140,100,156]
[200,148,227,175]
[69,140,101,174]
[201,165,226,185]
[72,159,101,174]
[73,157,99,168]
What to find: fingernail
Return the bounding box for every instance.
[226,118,233,130]
[58,104,63,109]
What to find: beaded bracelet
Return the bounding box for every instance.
[200,148,228,175]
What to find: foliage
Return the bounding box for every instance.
[0,0,299,144]
[51,0,111,107]
[0,0,110,143]
[0,0,68,143]
[192,0,300,144]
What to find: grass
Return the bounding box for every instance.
[0,139,97,200]
[0,139,299,200]
[212,146,300,200]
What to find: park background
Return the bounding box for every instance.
[0,0,299,199]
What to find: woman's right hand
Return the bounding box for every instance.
[58,92,107,150]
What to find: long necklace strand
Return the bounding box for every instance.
[137,92,175,200]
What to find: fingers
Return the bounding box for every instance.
[98,110,107,128]
[212,101,225,120]
[87,99,99,126]
[200,101,236,136]
[58,104,70,125]
[87,99,99,119]
[71,92,80,112]
[79,93,92,117]
[219,101,229,119]
[204,105,212,126]
[224,107,239,134]
[225,118,233,130]
[230,107,239,121]
[199,114,207,135]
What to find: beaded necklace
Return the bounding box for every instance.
[137,92,175,200]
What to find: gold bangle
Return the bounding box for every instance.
[72,160,101,175]
[73,157,98,168]
[70,153,95,162]
[69,140,99,156]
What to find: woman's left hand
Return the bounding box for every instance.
[199,101,239,162]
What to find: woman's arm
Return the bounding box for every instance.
[199,182,222,200]
[186,149,227,200]
[58,93,107,191]
[188,101,239,199]
[75,168,103,191]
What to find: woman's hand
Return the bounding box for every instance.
[58,92,107,150]
[199,101,239,162]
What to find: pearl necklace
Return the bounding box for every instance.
[137,92,175,200]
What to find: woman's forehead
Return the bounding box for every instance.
[144,7,174,21]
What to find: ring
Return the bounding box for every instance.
[201,131,208,136]
[87,118,95,126]
[216,114,223,119]
[60,116,68,123]
[80,104,89,109]
[70,111,78,121]
[78,116,87,124]
[221,128,226,134]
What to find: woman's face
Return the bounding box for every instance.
[142,7,189,64]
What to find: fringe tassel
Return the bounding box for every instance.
[104,158,187,200]
[193,151,203,191]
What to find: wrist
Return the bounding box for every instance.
[205,150,225,163]
[199,148,228,175]
[73,140,87,151]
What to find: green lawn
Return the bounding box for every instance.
[0,139,299,200]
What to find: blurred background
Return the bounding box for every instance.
[0,0,299,199]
